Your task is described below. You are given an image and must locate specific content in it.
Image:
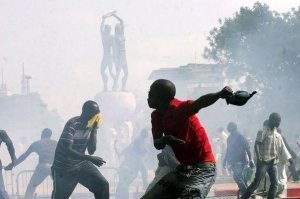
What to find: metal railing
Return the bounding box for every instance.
[4,170,14,197]
[14,167,119,199]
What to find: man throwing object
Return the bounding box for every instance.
[142,79,233,198]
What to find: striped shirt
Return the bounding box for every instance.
[52,116,93,170]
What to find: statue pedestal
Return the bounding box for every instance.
[94,91,137,167]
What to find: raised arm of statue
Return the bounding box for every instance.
[112,14,124,31]
[100,16,106,33]
[101,11,117,33]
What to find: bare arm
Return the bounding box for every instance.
[112,14,124,25]
[13,145,33,166]
[58,121,105,167]
[112,14,124,32]
[5,145,35,170]
[61,139,92,160]
[60,139,105,167]
[0,130,16,163]
[192,86,233,113]
[87,127,97,155]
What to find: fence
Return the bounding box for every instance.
[6,167,119,199]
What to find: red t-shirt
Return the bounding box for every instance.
[151,98,215,165]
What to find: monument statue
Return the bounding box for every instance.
[112,13,128,91]
[100,11,117,91]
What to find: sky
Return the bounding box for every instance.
[1,0,299,120]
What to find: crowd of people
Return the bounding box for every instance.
[0,79,299,199]
[213,115,300,198]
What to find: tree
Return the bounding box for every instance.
[204,2,300,135]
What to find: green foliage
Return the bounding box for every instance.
[204,2,300,78]
[204,2,300,124]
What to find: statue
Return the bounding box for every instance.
[100,11,128,92]
[100,11,117,91]
[112,13,128,91]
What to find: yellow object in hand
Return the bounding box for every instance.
[87,113,102,128]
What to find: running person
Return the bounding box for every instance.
[5,128,57,199]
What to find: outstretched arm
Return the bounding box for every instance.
[112,14,123,24]
[192,86,233,113]
[5,145,34,170]
[0,130,16,164]
[112,14,124,29]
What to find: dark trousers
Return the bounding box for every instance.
[231,163,247,194]
[241,161,278,199]
[51,161,109,199]
[142,164,216,199]
[0,169,9,199]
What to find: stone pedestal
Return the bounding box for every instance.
[94,91,137,167]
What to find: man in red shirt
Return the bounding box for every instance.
[142,79,233,199]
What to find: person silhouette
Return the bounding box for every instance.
[112,13,128,91]
[143,79,233,198]
[5,128,57,199]
[0,130,16,199]
[100,12,116,91]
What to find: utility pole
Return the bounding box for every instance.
[21,63,32,95]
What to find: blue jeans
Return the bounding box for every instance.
[241,160,278,199]
[142,164,216,199]
[231,162,247,194]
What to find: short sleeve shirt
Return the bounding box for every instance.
[151,98,215,165]
[256,127,282,163]
[52,117,93,170]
